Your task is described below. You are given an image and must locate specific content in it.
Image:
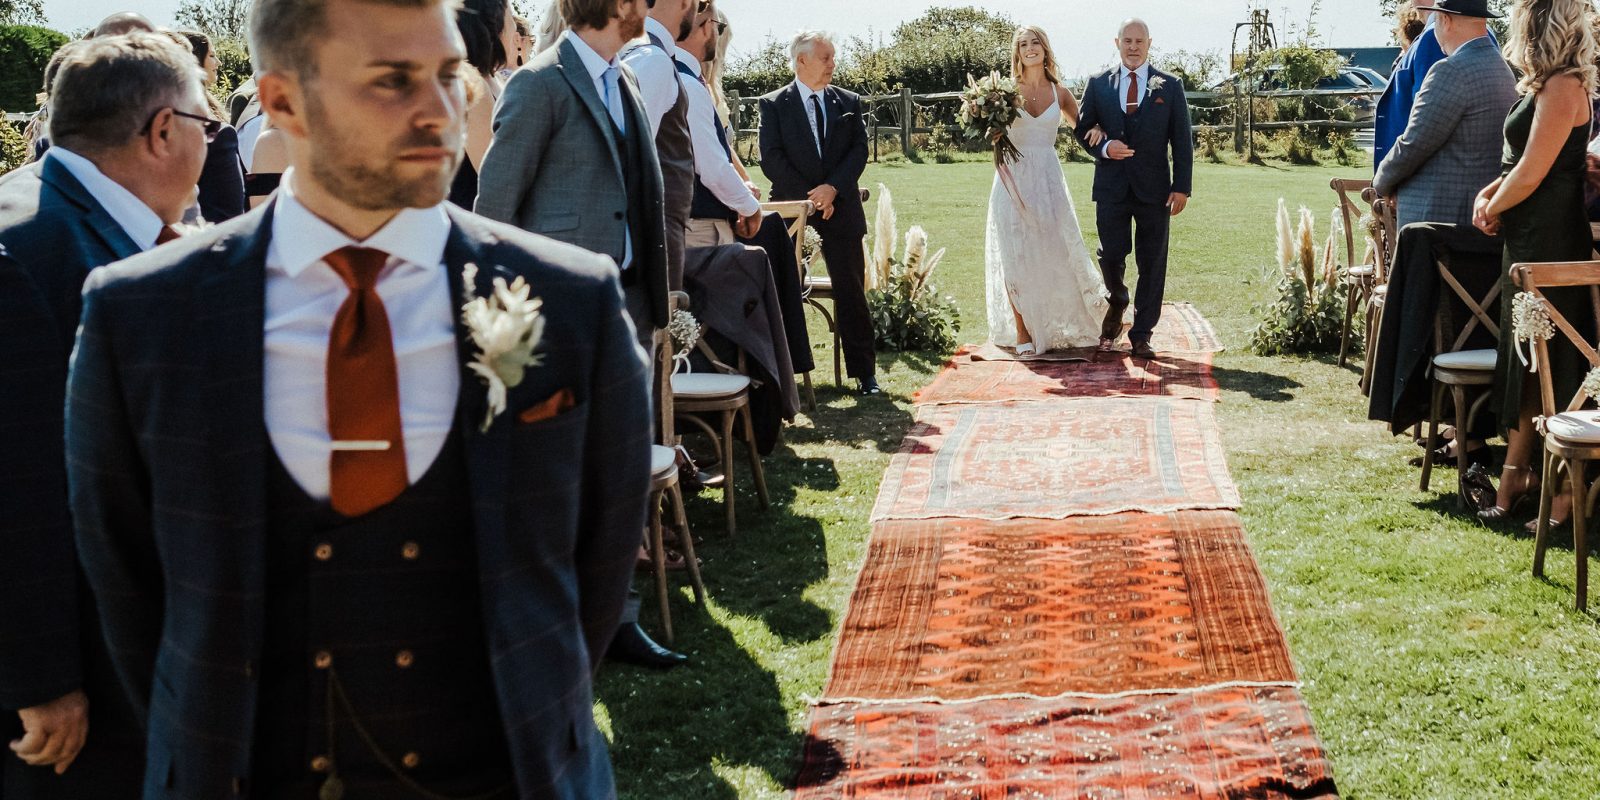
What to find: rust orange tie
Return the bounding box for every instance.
[1125,70,1139,115]
[324,246,408,517]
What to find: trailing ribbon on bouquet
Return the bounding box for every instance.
[1511,290,1554,372]
[958,71,1029,212]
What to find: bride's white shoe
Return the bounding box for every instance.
[1015,342,1037,356]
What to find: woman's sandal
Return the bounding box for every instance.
[1476,464,1540,522]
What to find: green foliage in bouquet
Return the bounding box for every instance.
[861,184,961,353]
[1248,199,1351,356]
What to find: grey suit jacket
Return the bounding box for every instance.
[475,37,669,327]
[1374,37,1518,229]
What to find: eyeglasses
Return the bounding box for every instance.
[702,16,725,34]
[143,107,223,143]
[695,0,710,12]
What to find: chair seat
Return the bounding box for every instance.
[651,445,678,477]
[1349,264,1375,278]
[1546,411,1600,445]
[671,372,750,399]
[806,276,833,295]
[1432,348,1496,371]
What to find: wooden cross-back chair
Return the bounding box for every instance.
[646,302,705,643]
[1419,250,1503,498]
[1360,188,1400,395]
[1331,177,1374,367]
[761,199,819,411]
[1513,261,1600,612]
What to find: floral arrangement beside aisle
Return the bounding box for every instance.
[1248,198,1350,356]
[860,183,961,352]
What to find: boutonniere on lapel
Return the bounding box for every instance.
[1147,75,1166,95]
[460,262,546,433]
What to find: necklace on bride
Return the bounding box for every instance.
[1019,79,1052,114]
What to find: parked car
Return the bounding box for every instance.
[1209,66,1387,121]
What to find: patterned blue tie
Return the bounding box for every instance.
[602,65,626,134]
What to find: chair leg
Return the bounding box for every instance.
[721,409,738,537]
[1339,279,1358,367]
[1361,296,1382,396]
[668,482,706,604]
[649,490,673,643]
[1421,379,1444,492]
[832,324,843,387]
[739,404,770,509]
[1572,458,1589,613]
[1450,385,1471,508]
[1534,449,1556,578]
[802,371,816,412]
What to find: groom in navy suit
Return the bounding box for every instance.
[1075,18,1193,359]
[67,0,649,797]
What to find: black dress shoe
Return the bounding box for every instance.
[606,622,687,669]
[1130,341,1157,359]
[859,378,882,396]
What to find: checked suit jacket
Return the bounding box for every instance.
[475,36,669,329]
[1074,66,1194,206]
[0,156,146,797]
[1373,36,1519,229]
[66,201,652,799]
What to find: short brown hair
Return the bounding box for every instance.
[559,0,622,32]
[48,32,202,154]
[249,0,454,78]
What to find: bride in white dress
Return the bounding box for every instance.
[986,25,1110,355]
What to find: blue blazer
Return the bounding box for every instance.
[67,201,652,799]
[1074,66,1195,205]
[0,157,146,797]
[1376,26,1499,168]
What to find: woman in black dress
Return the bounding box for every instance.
[176,30,248,222]
[451,0,514,209]
[1474,0,1599,524]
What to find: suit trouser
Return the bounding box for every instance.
[621,281,659,629]
[665,213,687,291]
[1096,197,1171,344]
[685,218,735,248]
[818,227,876,380]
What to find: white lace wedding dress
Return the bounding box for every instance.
[985,100,1110,351]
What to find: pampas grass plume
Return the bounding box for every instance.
[1296,205,1316,291]
[1275,198,1294,280]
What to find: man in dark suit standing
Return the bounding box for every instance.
[1075,18,1193,360]
[476,0,669,350]
[66,0,650,797]
[759,30,877,394]
[0,32,213,798]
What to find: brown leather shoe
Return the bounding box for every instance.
[1096,337,1118,354]
[1131,341,1157,359]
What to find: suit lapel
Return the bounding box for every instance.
[822,87,842,160]
[39,158,140,261]
[442,208,511,531]
[557,38,625,176]
[786,85,822,168]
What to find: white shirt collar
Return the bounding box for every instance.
[47,147,166,251]
[564,29,618,82]
[268,168,451,279]
[675,46,704,77]
[1119,62,1150,81]
[794,79,826,102]
[644,16,674,48]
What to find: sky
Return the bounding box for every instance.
[41,0,1397,75]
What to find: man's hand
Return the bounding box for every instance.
[807,184,839,220]
[1106,140,1135,160]
[10,690,88,775]
[1167,192,1189,217]
[736,211,763,239]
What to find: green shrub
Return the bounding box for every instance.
[1249,199,1351,355]
[1,119,29,177]
[0,24,68,113]
[212,37,252,97]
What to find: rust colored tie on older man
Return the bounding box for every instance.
[323,246,408,517]
[1125,70,1139,116]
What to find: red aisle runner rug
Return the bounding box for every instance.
[914,352,1220,406]
[793,687,1339,800]
[823,514,1299,702]
[965,303,1226,363]
[871,399,1241,521]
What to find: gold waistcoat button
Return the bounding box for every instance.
[313,651,332,669]
[395,649,415,668]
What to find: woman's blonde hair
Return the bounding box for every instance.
[704,8,734,129]
[1010,25,1061,85]
[1502,0,1599,95]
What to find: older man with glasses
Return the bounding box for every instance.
[0,31,212,799]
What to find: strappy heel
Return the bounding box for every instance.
[1477,464,1539,522]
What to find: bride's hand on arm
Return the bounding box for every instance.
[1059,87,1105,146]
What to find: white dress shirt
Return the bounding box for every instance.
[678,48,761,217]
[48,148,165,251]
[795,79,827,157]
[263,168,461,501]
[1102,62,1152,158]
[563,30,634,271]
[622,17,682,138]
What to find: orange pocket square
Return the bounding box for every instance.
[518,388,576,424]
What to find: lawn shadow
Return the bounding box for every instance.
[1210,362,1304,402]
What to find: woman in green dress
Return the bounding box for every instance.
[1474,0,1598,524]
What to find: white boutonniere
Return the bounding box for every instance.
[1148,76,1166,94]
[460,262,545,432]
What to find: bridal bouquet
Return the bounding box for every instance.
[958,71,1026,208]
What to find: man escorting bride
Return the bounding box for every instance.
[986,19,1193,359]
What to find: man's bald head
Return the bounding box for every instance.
[1118,18,1150,39]
[94,12,156,37]
[1114,18,1151,70]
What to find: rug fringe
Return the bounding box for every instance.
[805,680,1305,707]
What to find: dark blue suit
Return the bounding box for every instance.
[0,156,146,798]
[66,201,651,799]
[1075,66,1194,344]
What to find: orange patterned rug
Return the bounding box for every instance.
[965,303,1226,363]
[793,687,1338,800]
[914,351,1219,405]
[871,400,1241,520]
[823,513,1298,702]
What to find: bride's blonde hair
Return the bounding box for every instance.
[1502,0,1599,95]
[1011,25,1061,85]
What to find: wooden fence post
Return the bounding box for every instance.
[899,87,914,160]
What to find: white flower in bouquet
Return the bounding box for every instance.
[461,262,545,432]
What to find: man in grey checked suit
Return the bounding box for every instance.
[475,0,669,346]
[1373,0,1517,229]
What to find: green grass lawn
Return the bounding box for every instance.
[595,159,1600,799]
